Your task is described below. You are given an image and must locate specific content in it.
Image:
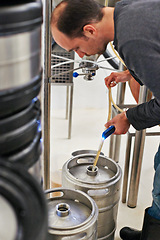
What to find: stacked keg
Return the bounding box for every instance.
[0,1,48,239]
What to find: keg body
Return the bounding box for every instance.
[0,28,41,90]
[45,188,98,240]
[0,160,48,240]
[0,2,42,90]
[62,154,122,240]
[0,84,42,184]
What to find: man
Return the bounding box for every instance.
[51,0,160,239]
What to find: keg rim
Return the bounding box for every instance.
[0,160,48,240]
[0,72,42,119]
[72,149,104,157]
[45,188,98,232]
[0,2,43,36]
[63,153,122,186]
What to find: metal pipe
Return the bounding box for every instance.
[127,86,148,207]
[109,62,126,162]
[109,134,115,159]
[68,85,73,139]
[116,62,126,104]
[66,86,69,119]
[42,0,52,190]
[113,62,126,163]
[122,132,133,203]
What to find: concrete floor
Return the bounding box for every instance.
[50,105,159,239]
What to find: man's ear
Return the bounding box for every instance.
[83,24,98,38]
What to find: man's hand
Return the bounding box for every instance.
[105,70,133,88]
[105,112,130,135]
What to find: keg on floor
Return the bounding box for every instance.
[0,160,48,240]
[62,153,122,240]
[45,188,98,239]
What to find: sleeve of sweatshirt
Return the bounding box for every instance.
[119,39,160,130]
[126,99,160,130]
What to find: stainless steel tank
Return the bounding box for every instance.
[45,188,98,239]
[62,154,122,240]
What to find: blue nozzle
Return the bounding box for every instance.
[102,125,115,140]
[73,72,79,78]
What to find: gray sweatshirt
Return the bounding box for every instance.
[113,0,160,130]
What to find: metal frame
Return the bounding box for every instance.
[122,128,160,207]
[42,0,74,190]
[109,62,126,163]
[42,0,52,190]
[50,44,75,139]
[109,84,160,208]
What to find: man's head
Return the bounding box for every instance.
[51,0,114,58]
[51,0,104,38]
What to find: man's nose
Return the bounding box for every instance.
[75,50,85,58]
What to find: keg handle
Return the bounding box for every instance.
[76,158,95,165]
[45,188,64,198]
[87,188,109,198]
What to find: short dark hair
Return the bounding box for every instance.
[51,0,104,38]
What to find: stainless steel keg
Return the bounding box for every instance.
[62,154,122,240]
[0,2,42,90]
[1,131,42,183]
[45,188,98,240]
[0,98,42,183]
[0,160,48,240]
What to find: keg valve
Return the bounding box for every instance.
[92,126,115,171]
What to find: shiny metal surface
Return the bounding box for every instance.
[68,84,73,139]
[122,128,160,205]
[62,154,122,240]
[120,86,153,207]
[79,55,99,81]
[29,157,42,184]
[0,28,41,90]
[122,132,132,203]
[127,86,148,208]
[50,45,75,139]
[45,188,98,239]
[72,150,104,157]
[109,63,126,163]
[42,0,52,190]
[0,195,18,240]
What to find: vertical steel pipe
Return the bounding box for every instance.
[122,132,133,203]
[127,86,148,207]
[109,62,126,162]
[42,0,52,190]
[66,86,69,119]
[68,85,74,139]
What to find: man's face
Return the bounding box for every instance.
[52,25,107,58]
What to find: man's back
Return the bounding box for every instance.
[113,0,160,129]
